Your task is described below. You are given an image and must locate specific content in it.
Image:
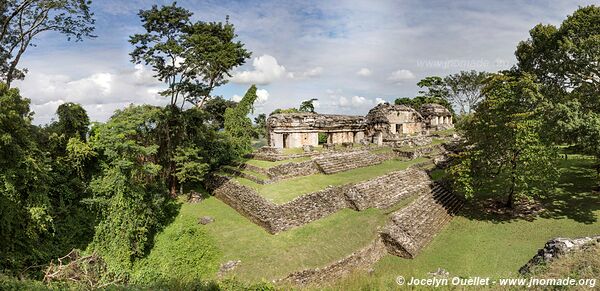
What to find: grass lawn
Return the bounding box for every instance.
[236,158,428,203]
[324,157,600,290]
[180,197,389,282]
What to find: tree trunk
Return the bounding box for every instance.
[506,156,518,209]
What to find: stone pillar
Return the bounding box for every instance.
[375,132,383,146]
[354,131,365,143]
[449,116,453,125]
[307,132,319,147]
[271,133,284,148]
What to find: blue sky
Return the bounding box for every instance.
[13,0,597,124]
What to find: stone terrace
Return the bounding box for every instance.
[313,150,385,174]
[345,168,431,210]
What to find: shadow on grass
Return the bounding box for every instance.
[456,158,599,224]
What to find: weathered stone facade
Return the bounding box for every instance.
[267,113,366,149]
[420,103,453,130]
[365,104,424,145]
[266,103,453,148]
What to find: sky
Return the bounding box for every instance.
[12,0,597,125]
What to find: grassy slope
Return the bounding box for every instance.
[237,158,428,203]
[182,198,388,282]
[326,157,600,290]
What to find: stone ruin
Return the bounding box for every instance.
[267,103,453,148]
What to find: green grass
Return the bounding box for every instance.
[323,157,600,290]
[182,197,389,282]
[396,138,446,151]
[237,158,428,203]
[243,156,312,168]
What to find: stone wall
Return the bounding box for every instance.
[345,168,431,210]
[206,175,350,234]
[271,186,350,232]
[206,175,278,231]
[207,167,434,234]
[266,160,321,181]
[394,144,445,160]
[519,235,600,275]
[313,151,385,174]
[277,238,387,287]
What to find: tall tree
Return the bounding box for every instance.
[515,5,600,166]
[0,83,52,271]
[203,96,237,129]
[417,76,449,100]
[299,98,318,113]
[54,102,90,140]
[0,0,96,86]
[224,85,258,156]
[450,73,558,208]
[130,3,251,108]
[444,70,490,114]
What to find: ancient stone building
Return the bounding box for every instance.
[419,103,453,130]
[266,103,453,148]
[365,104,423,145]
[267,113,366,148]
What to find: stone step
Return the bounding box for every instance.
[314,151,383,174]
[380,182,464,258]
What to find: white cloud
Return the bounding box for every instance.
[231,94,243,102]
[287,66,323,79]
[338,95,375,108]
[256,89,269,103]
[15,64,165,125]
[375,97,386,104]
[230,54,286,85]
[356,68,372,77]
[388,69,416,83]
[231,88,269,104]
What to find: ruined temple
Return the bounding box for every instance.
[267,113,366,148]
[365,103,423,145]
[419,103,453,130]
[267,103,453,148]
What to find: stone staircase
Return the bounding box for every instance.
[313,151,383,174]
[345,168,431,210]
[379,183,463,258]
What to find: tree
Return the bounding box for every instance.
[0,0,96,87]
[54,102,90,140]
[130,3,250,108]
[88,105,175,275]
[515,5,600,166]
[417,76,449,100]
[203,96,237,129]
[299,98,318,113]
[0,83,52,271]
[393,97,412,107]
[444,70,490,114]
[449,73,558,208]
[253,113,266,138]
[270,108,299,115]
[224,85,258,156]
